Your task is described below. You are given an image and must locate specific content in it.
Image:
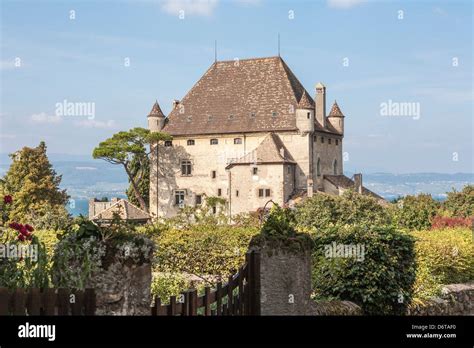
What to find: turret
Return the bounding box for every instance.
[295,90,315,134]
[315,82,326,128]
[327,100,345,134]
[147,100,166,132]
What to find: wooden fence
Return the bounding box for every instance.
[152,250,261,316]
[0,288,96,315]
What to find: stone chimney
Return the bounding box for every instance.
[315,82,326,128]
[354,173,363,194]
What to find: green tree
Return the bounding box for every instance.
[442,185,474,218]
[1,141,69,226]
[92,127,171,212]
[393,194,440,230]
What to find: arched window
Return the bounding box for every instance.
[317,158,321,176]
[333,159,338,175]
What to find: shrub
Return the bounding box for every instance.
[0,227,51,288]
[250,205,313,253]
[154,224,258,281]
[311,224,416,315]
[295,190,391,232]
[430,215,472,230]
[393,194,440,230]
[443,185,474,218]
[52,217,154,289]
[151,272,190,302]
[411,228,474,286]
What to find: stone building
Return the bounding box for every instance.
[89,197,150,224]
[147,56,382,219]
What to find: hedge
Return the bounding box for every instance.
[311,224,416,315]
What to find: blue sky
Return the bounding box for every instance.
[0,0,472,173]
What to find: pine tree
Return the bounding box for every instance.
[1,141,69,226]
[126,154,150,210]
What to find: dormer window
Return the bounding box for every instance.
[208,115,213,121]
[186,116,192,122]
[272,111,278,118]
[250,112,256,118]
[187,139,195,146]
[234,138,242,144]
[229,114,234,120]
[210,138,218,145]
[164,140,173,147]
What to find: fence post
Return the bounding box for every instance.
[252,251,261,315]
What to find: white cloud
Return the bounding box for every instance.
[31,112,62,124]
[75,119,117,129]
[160,0,219,16]
[327,0,367,9]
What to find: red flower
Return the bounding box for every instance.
[3,195,13,204]
[9,221,34,241]
[9,222,20,230]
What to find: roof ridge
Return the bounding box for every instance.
[279,58,314,106]
[215,56,281,64]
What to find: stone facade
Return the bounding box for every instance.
[147,56,382,219]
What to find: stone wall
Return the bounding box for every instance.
[407,283,474,316]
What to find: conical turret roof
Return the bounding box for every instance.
[148,100,165,118]
[328,100,344,117]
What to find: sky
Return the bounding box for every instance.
[0,0,472,173]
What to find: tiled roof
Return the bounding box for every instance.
[91,199,151,221]
[162,56,320,136]
[226,133,295,168]
[328,100,344,117]
[148,101,165,118]
[297,90,314,109]
[323,175,384,200]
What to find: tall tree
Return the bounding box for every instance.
[126,153,150,209]
[92,127,171,212]
[1,141,69,224]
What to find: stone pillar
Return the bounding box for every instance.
[86,261,152,316]
[250,243,313,315]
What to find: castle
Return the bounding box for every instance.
[148,56,382,219]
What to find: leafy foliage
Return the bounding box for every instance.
[0,227,51,288]
[392,194,440,230]
[149,223,258,284]
[294,190,391,232]
[411,228,474,285]
[0,142,70,228]
[442,185,474,218]
[92,127,171,212]
[311,224,416,315]
[250,205,313,252]
[52,216,154,289]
